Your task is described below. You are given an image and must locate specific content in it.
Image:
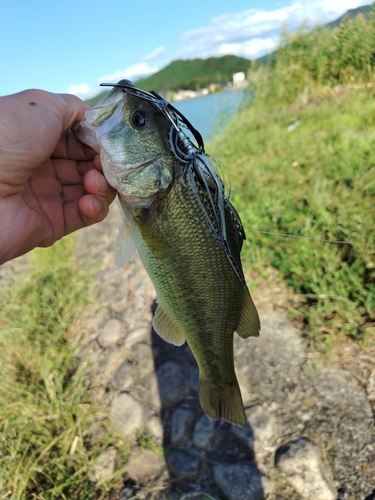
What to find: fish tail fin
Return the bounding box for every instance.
[198,377,246,428]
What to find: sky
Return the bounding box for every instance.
[0,0,372,99]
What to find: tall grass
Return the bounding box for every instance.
[1,11,375,497]
[211,10,375,346]
[249,6,375,104]
[0,237,127,499]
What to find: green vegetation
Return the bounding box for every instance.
[210,7,375,347]
[1,6,375,497]
[251,8,375,105]
[326,3,372,28]
[86,55,251,107]
[135,55,250,93]
[0,237,128,499]
[255,4,373,66]
[85,90,109,107]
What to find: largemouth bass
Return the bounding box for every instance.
[74,80,260,427]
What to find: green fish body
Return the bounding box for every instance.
[74,80,260,427]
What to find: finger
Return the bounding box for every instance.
[61,174,115,203]
[94,154,103,171]
[62,184,85,202]
[80,195,108,220]
[63,195,110,235]
[84,169,116,205]
[50,93,93,160]
[58,93,90,132]
[52,129,96,162]
[52,158,97,185]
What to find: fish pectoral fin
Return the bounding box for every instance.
[199,377,246,428]
[236,290,261,338]
[115,219,137,268]
[152,304,186,346]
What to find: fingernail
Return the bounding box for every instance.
[95,172,108,193]
[89,197,102,215]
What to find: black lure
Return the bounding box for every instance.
[100,80,204,157]
[100,81,246,288]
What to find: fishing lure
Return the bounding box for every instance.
[100,81,246,287]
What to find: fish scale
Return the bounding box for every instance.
[73,79,260,427]
[121,174,250,426]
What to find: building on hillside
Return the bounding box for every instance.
[233,71,246,87]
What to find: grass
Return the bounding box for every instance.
[1,9,375,498]
[250,7,375,106]
[209,14,375,348]
[211,88,375,346]
[0,237,128,499]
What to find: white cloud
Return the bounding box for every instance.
[142,46,165,61]
[68,83,91,96]
[99,62,159,84]
[71,62,160,101]
[179,0,372,60]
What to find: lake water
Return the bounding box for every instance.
[173,88,247,142]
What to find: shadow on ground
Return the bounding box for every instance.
[148,301,265,500]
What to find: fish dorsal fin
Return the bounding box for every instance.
[180,159,247,288]
[236,291,260,338]
[225,198,246,252]
[115,219,137,268]
[152,304,186,346]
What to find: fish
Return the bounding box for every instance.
[73,80,260,427]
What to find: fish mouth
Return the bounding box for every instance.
[115,153,162,174]
[73,105,124,152]
[72,86,127,150]
[72,119,99,151]
[100,152,163,195]
[118,150,174,209]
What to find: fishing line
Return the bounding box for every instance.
[246,229,375,249]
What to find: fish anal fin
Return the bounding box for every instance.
[152,304,185,346]
[236,290,261,338]
[199,377,246,428]
[115,219,137,268]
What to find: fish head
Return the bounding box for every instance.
[73,80,174,208]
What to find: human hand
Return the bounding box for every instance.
[0,89,116,265]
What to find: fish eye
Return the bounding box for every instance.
[131,109,148,128]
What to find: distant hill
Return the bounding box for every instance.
[85,4,373,105]
[85,55,250,106]
[326,4,372,28]
[85,90,108,107]
[135,55,251,93]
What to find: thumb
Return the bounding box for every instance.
[53,92,90,132]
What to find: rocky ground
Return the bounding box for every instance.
[71,200,375,500]
[2,200,375,499]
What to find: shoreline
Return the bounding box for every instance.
[171,84,248,103]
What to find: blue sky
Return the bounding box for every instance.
[0,0,371,99]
